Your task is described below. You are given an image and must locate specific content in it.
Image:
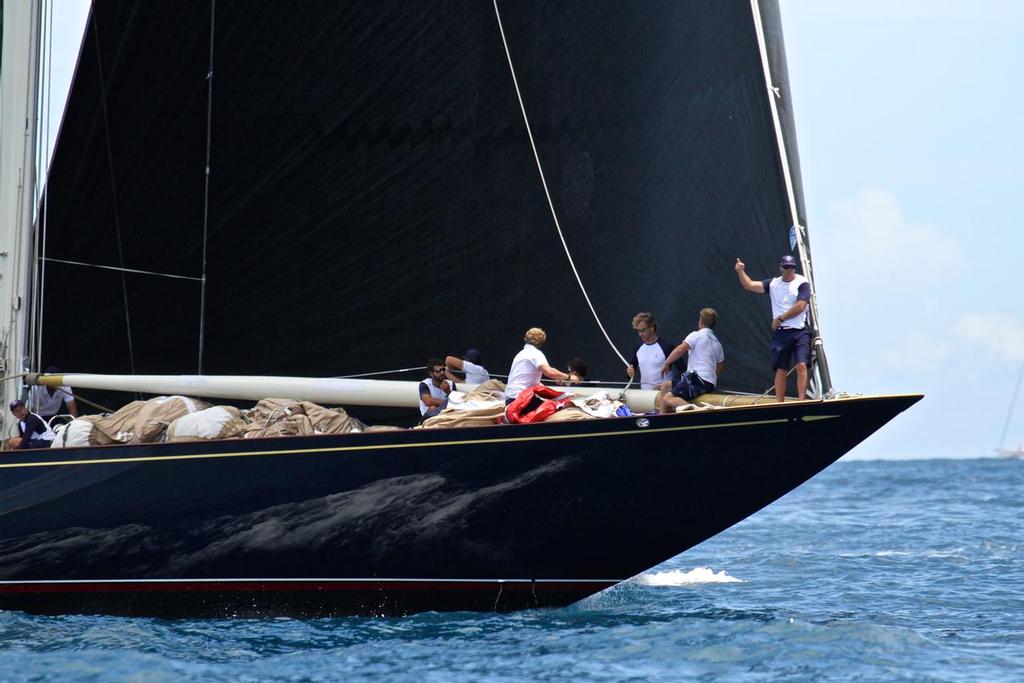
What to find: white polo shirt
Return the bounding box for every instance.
[505,344,549,399]
[462,360,490,385]
[683,328,725,386]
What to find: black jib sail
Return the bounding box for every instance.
[38,0,821,397]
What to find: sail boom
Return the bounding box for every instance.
[27,373,659,412]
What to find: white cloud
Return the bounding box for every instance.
[822,188,966,291]
[813,189,967,376]
[875,330,952,374]
[954,313,1024,362]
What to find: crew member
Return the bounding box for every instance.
[8,399,55,450]
[444,349,490,385]
[625,312,680,390]
[658,308,725,412]
[504,328,578,404]
[735,254,811,401]
[29,366,78,422]
[419,358,456,420]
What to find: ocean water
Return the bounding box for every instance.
[2,458,1022,681]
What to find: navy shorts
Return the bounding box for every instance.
[771,328,811,370]
[671,371,715,401]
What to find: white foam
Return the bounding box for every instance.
[637,567,744,586]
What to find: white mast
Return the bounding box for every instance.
[0,0,44,432]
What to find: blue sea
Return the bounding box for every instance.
[2,458,1022,681]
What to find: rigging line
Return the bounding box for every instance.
[66,391,115,415]
[90,3,137,375]
[491,0,628,368]
[198,0,216,374]
[749,0,830,391]
[37,0,56,373]
[333,367,426,379]
[41,258,203,282]
[28,0,50,374]
[27,0,42,374]
[998,360,1024,450]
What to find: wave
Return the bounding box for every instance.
[637,567,744,586]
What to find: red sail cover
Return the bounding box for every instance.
[505,385,573,424]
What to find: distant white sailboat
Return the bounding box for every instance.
[996,361,1024,459]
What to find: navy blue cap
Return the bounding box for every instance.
[463,349,481,363]
[779,255,798,268]
[9,399,24,411]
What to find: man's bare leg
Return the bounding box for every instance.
[774,368,787,402]
[657,381,674,414]
[795,362,808,400]
[661,393,689,413]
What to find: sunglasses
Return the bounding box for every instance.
[636,327,651,334]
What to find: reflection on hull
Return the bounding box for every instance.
[0,394,920,617]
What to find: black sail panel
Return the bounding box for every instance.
[41,1,800,395]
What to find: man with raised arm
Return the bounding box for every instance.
[735,254,811,401]
[444,349,490,386]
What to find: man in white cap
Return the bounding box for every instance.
[735,254,811,401]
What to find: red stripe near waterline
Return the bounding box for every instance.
[0,579,619,594]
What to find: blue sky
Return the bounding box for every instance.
[45,2,1023,459]
[780,0,1024,458]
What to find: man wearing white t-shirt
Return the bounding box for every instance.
[625,312,682,390]
[444,348,490,386]
[29,367,78,422]
[658,308,725,412]
[504,327,578,404]
[418,358,456,420]
[735,254,811,401]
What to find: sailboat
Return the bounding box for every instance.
[0,1,920,617]
[995,361,1023,459]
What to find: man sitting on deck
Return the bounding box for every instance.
[658,308,725,413]
[7,399,56,450]
[419,359,456,421]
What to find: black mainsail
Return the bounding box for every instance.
[43,0,812,393]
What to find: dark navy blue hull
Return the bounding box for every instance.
[0,395,919,617]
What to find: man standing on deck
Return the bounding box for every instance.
[625,312,681,390]
[29,366,78,423]
[735,255,811,401]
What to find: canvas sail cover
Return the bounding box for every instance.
[38,1,815,396]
